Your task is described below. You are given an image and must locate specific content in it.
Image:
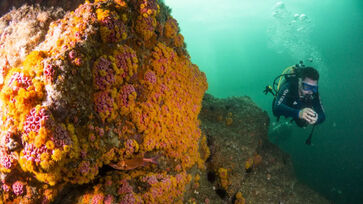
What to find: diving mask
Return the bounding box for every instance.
[302,82,318,93]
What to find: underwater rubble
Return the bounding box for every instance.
[0,0,330,203]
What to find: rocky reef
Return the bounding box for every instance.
[0,1,330,203]
[191,94,331,203]
[0,0,207,203]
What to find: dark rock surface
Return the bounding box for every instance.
[185,93,330,204]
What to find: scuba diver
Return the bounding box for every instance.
[264,61,326,144]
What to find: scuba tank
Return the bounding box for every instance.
[263,60,305,97]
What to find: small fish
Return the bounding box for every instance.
[109,155,159,170]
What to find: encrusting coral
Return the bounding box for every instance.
[0,0,208,203]
[234,192,245,204]
[218,167,229,190]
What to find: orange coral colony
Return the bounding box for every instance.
[0,0,208,203]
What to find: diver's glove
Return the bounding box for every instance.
[299,108,318,125]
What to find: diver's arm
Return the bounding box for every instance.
[273,84,300,119]
[313,95,326,124]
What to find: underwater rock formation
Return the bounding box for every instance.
[189,94,330,204]
[0,0,207,203]
[199,94,270,198]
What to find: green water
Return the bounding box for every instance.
[165,0,363,203]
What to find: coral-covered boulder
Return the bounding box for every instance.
[0,0,207,203]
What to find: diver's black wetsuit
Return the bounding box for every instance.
[272,80,326,127]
